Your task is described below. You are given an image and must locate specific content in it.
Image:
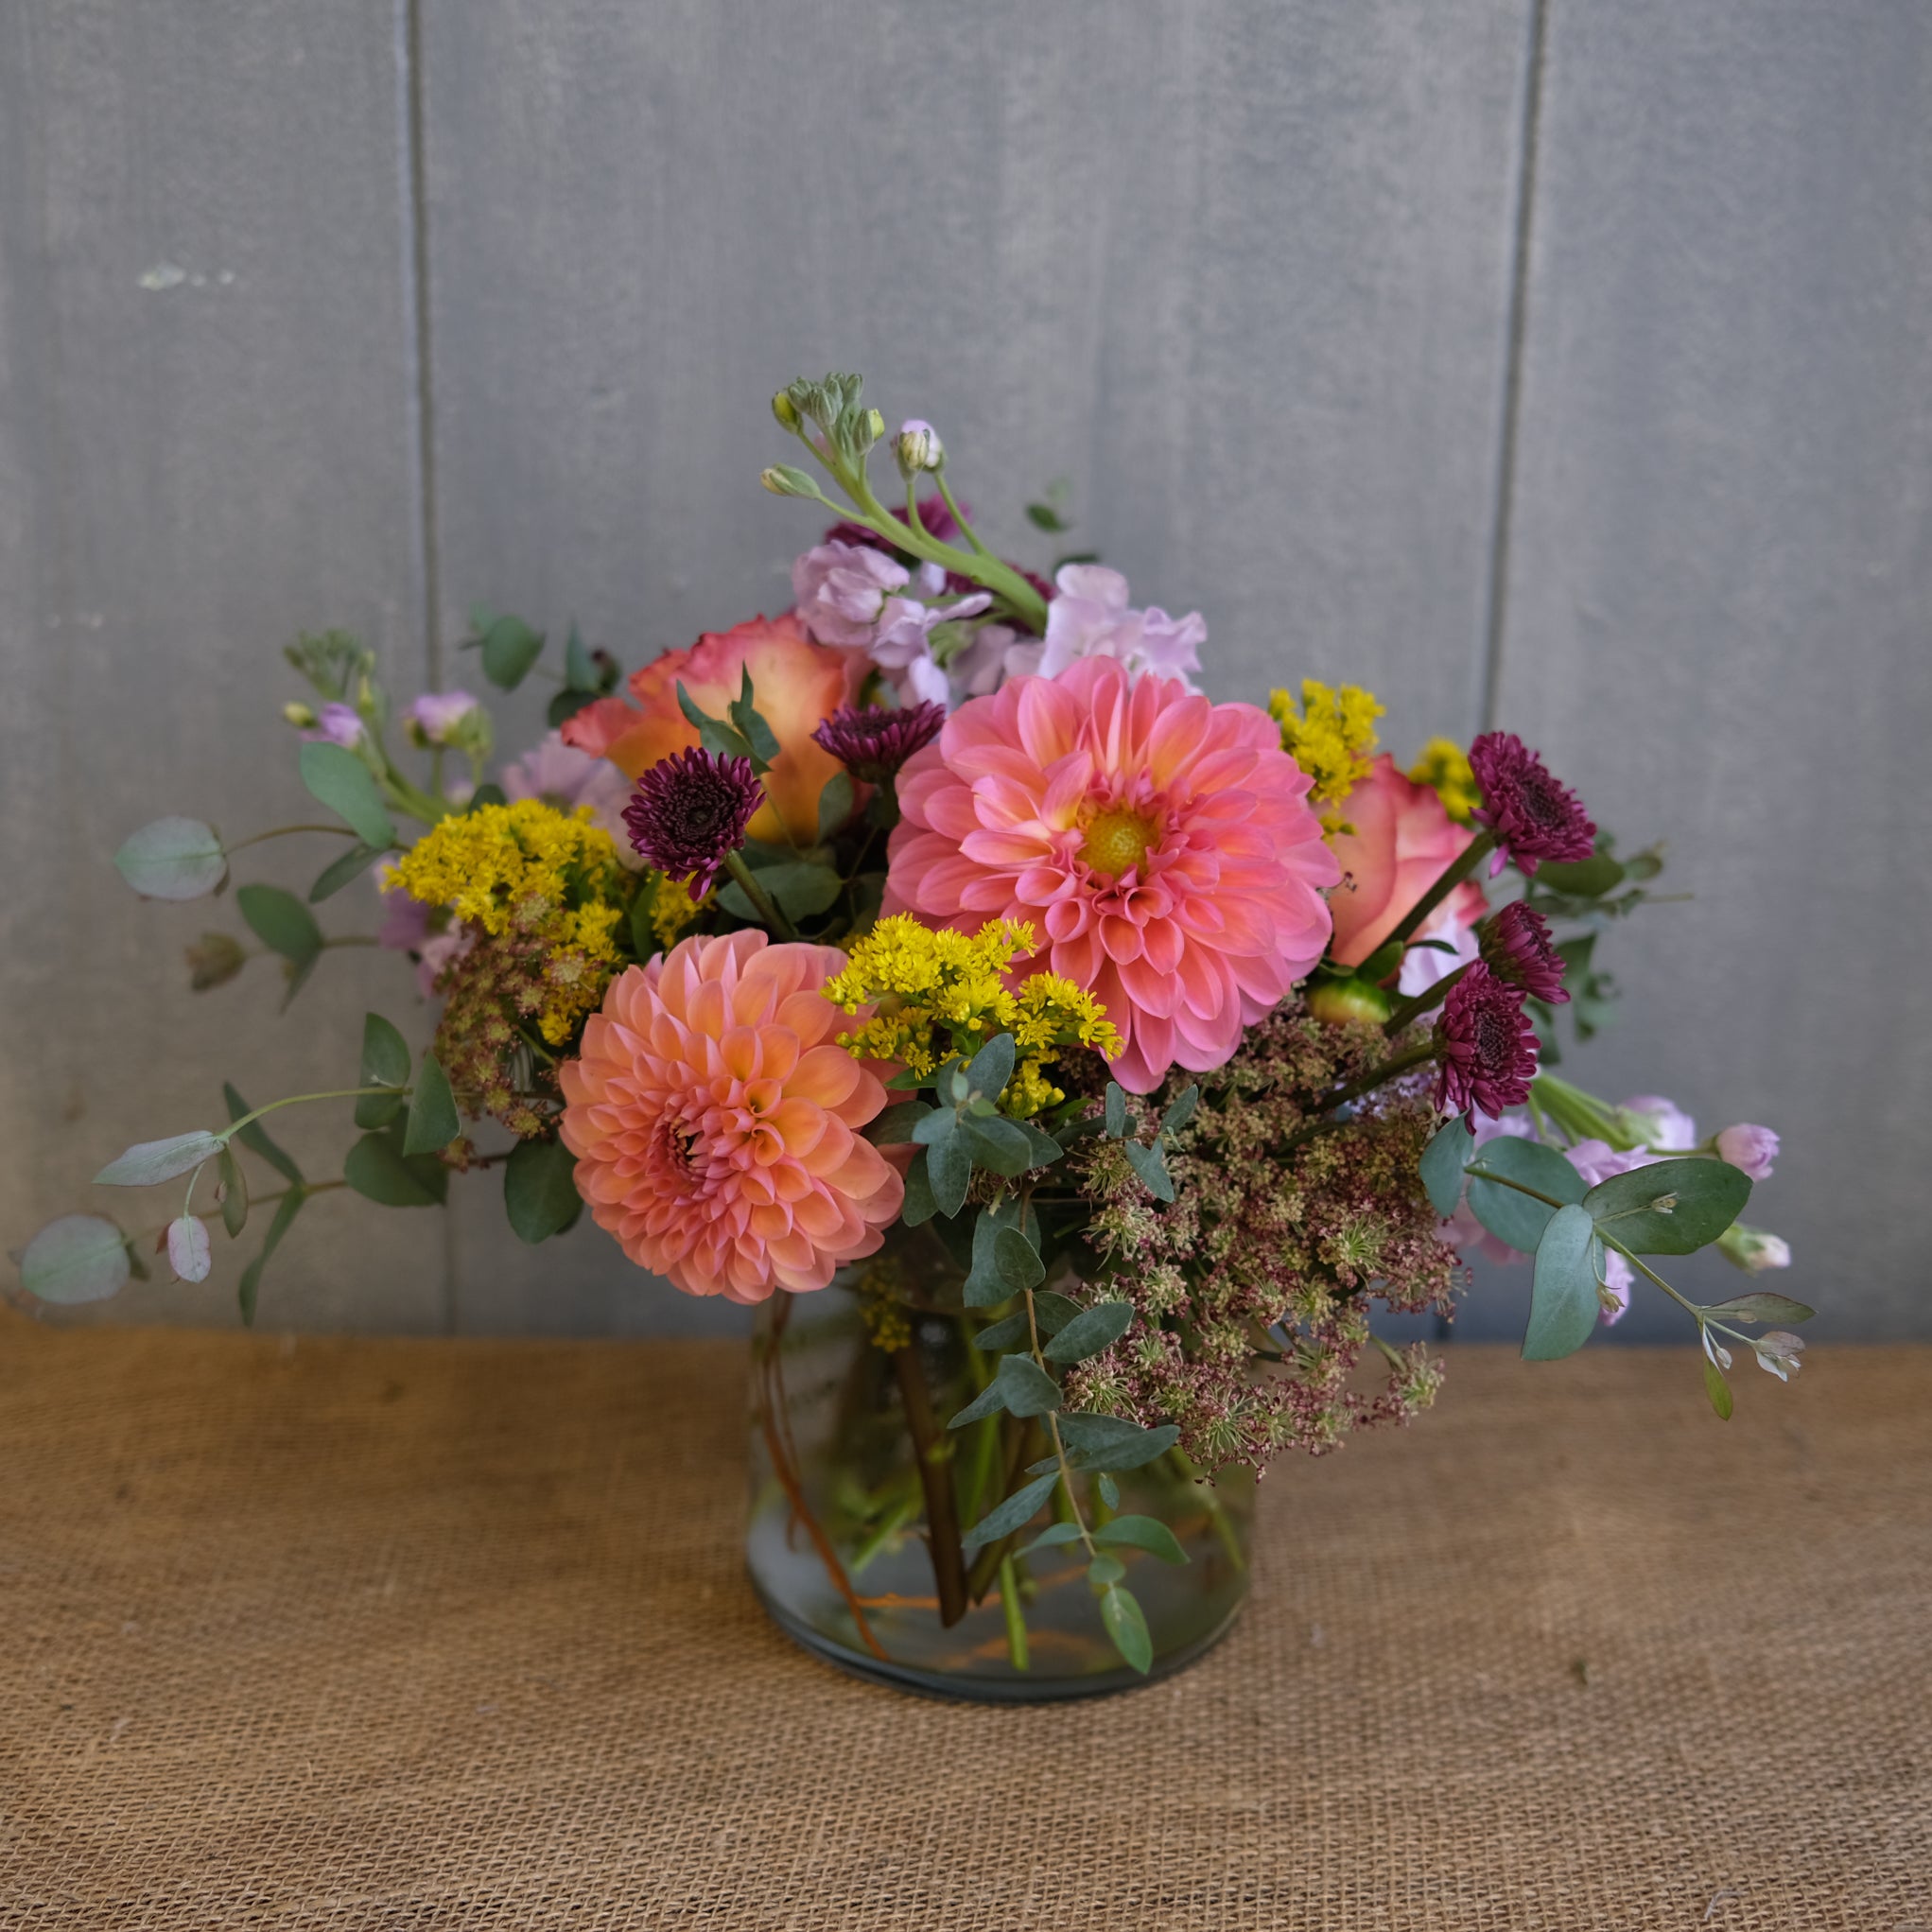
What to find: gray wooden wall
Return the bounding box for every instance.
[4,1,1926,1341]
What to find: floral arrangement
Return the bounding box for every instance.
[19,374,1807,1680]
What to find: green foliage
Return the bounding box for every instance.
[402,1053,460,1156]
[356,1013,410,1127]
[816,770,855,842]
[1523,1203,1602,1361]
[1703,1292,1816,1326]
[1043,1300,1134,1365]
[1466,1137,1585,1252]
[947,1352,1062,1428]
[344,1126,448,1208]
[677,678,773,775]
[95,1132,223,1189]
[716,858,842,922]
[1093,1515,1188,1565]
[166,1212,213,1283]
[19,1215,131,1304]
[113,817,228,901]
[1104,1083,1127,1138]
[238,1189,305,1327]
[1099,1583,1153,1675]
[1583,1157,1750,1256]
[973,1292,1078,1351]
[479,615,545,691]
[1053,1413,1180,1472]
[504,1136,583,1244]
[236,884,323,1009]
[224,1085,303,1186]
[1703,1354,1734,1421]
[298,741,396,849]
[308,841,385,903]
[863,1102,931,1145]
[1121,1138,1175,1202]
[961,1471,1058,1557]
[1419,1115,1473,1218]
[217,1147,249,1239]
[898,1150,938,1226]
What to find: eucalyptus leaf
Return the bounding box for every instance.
[344,1131,443,1209]
[1087,1552,1127,1586]
[548,688,595,729]
[236,884,322,966]
[1121,1139,1176,1203]
[1703,1354,1734,1421]
[504,1136,583,1244]
[816,769,856,841]
[1523,1203,1601,1361]
[298,741,395,848]
[1534,853,1626,897]
[224,1084,303,1186]
[1420,1115,1474,1219]
[1098,1473,1121,1510]
[1160,1085,1199,1139]
[728,669,781,769]
[1093,1515,1188,1565]
[961,1114,1034,1177]
[675,682,754,763]
[1584,1157,1751,1256]
[973,1293,1079,1352]
[1020,1522,1085,1555]
[1702,1292,1817,1326]
[96,1131,223,1188]
[864,1102,933,1146]
[402,1053,461,1156]
[1466,1138,1586,1253]
[899,1151,938,1226]
[563,621,596,690]
[1100,1583,1154,1675]
[464,783,508,813]
[926,1129,972,1217]
[479,615,544,691]
[308,841,385,903]
[960,1471,1059,1557]
[357,1011,411,1107]
[947,1353,1061,1429]
[1012,1119,1063,1168]
[1043,1300,1135,1365]
[1105,1083,1127,1138]
[166,1213,213,1284]
[1056,1414,1181,1472]
[993,1227,1045,1294]
[217,1146,249,1239]
[113,816,228,900]
[964,1033,1017,1101]
[237,1189,305,1327]
[19,1214,131,1305]
[717,860,843,922]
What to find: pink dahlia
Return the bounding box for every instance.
[887,657,1338,1090]
[559,931,903,1301]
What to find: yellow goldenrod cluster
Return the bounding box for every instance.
[1268,680,1385,832]
[822,915,1121,1116]
[386,799,631,1043]
[645,871,707,949]
[1406,736,1481,826]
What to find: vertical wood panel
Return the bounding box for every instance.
[0,2,447,1332]
[418,0,1535,1332]
[1480,3,1932,1338]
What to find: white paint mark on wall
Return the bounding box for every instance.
[137,264,239,290]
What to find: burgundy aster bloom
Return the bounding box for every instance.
[621,747,761,900]
[1468,732,1596,876]
[1478,900,1570,1003]
[811,702,947,783]
[1434,965,1540,1119]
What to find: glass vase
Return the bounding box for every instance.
[746,1220,1253,1701]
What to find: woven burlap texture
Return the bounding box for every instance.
[1,1319,1924,1931]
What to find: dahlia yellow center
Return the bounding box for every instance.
[1081,807,1159,879]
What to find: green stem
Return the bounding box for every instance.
[1383,832,1496,952]
[1285,1039,1440,1144]
[1530,1072,1627,1148]
[998,1553,1032,1670]
[1383,960,1474,1036]
[219,1086,409,1143]
[722,848,797,941]
[932,474,992,559]
[225,825,360,854]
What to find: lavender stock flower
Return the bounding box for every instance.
[621,747,761,900]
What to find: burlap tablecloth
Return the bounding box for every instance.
[1,1316,1925,1930]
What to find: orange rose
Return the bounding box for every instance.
[563,614,864,845]
[1327,754,1484,967]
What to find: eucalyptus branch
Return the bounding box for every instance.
[225,824,361,854]
[219,1086,411,1142]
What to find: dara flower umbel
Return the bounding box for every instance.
[36,370,1805,1701]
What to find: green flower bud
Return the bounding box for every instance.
[282,700,318,729]
[771,391,800,431]
[760,464,819,498]
[895,418,945,479]
[1306,977,1394,1027]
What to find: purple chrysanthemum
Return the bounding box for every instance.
[1468,732,1596,876]
[810,702,947,783]
[621,747,761,901]
[1478,900,1570,1003]
[1435,965,1540,1119]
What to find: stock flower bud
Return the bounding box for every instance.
[895,418,945,479]
[1714,1123,1779,1181]
[862,407,886,447]
[281,700,318,729]
[771,391,800,431]
[761,464,818,498]
[1716,1223,1792,1274]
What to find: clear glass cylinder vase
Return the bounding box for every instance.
[746,1221,1252,1701]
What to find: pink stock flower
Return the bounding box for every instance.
[1620,1095,1697,1152]
[1600,1248,1634,1326]
[301,703,363,747]
[558,931,903,1301]
[1715,1123,1780,1180]
[887,657,1338,1090]
[792,540,917,648]
[1326,755,1481,971]
[406,689,483,745]
[1036,565,1207,689]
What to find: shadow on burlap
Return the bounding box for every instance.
[0,1316,1925,1930]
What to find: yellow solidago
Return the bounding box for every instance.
[822,915,1121,1117]
[1268,679,1385,833]
[646,872,707,949]
[386,799,631,1043]
[1407,736,1481,826]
